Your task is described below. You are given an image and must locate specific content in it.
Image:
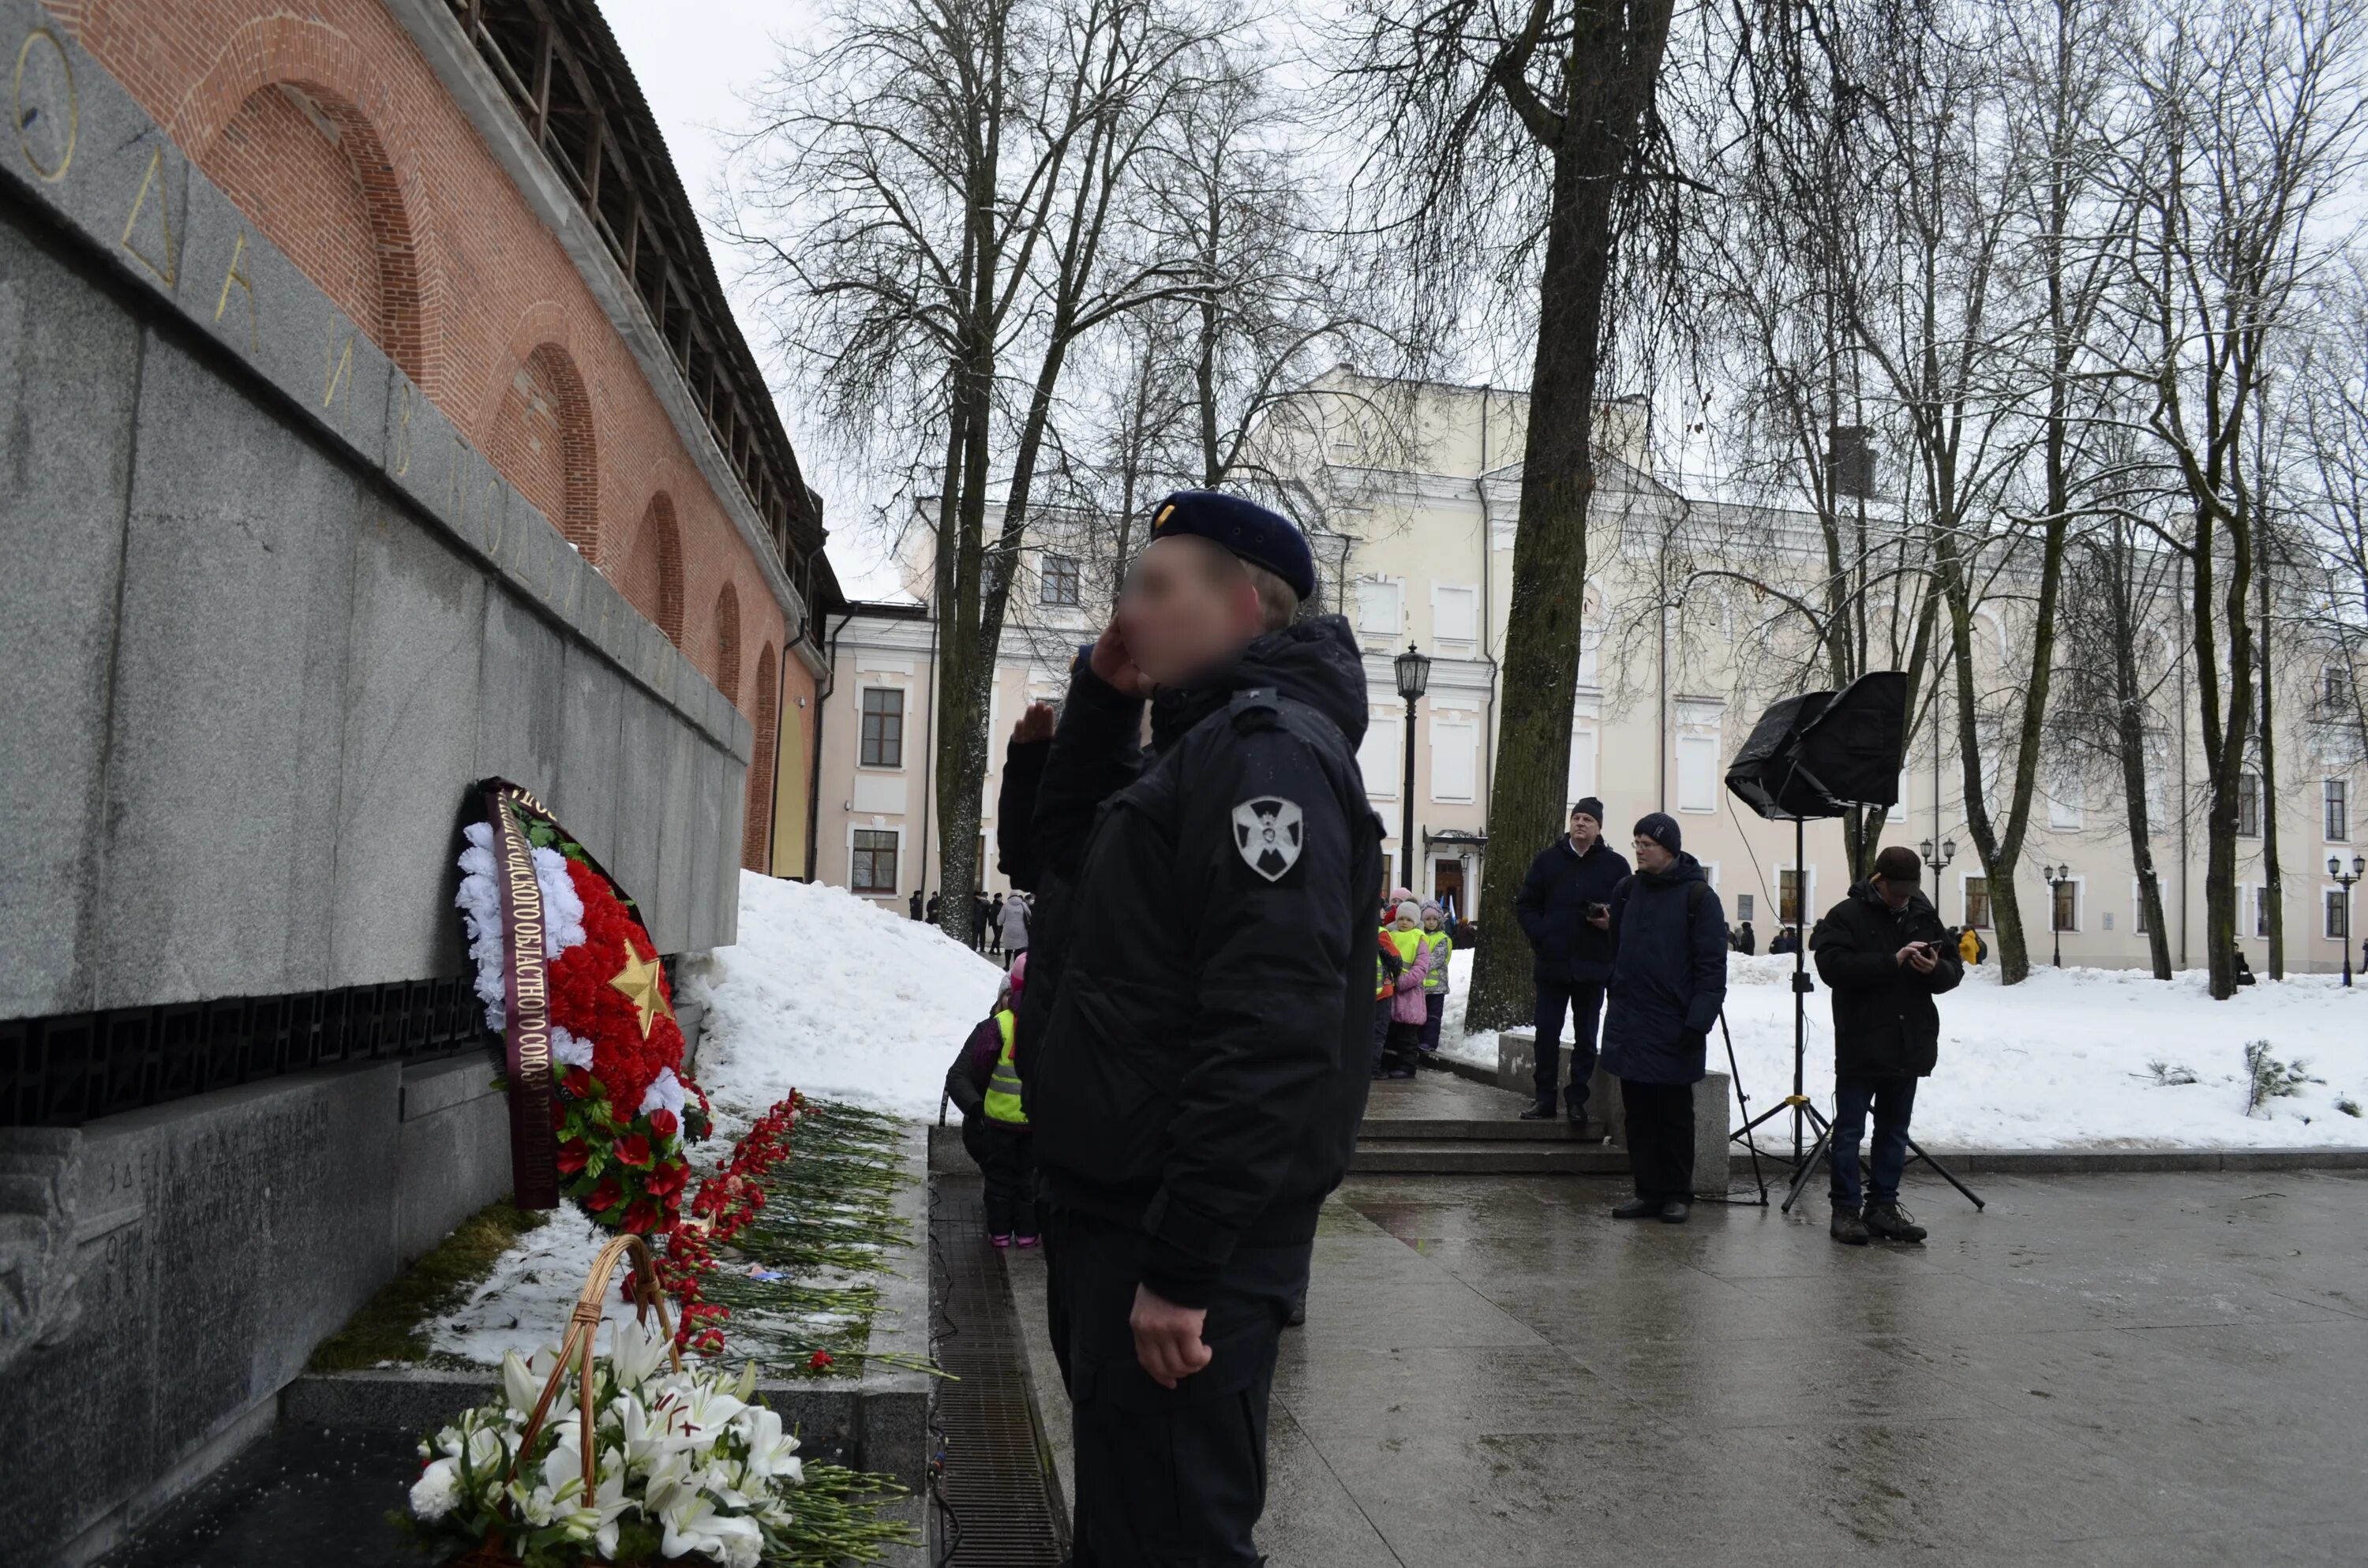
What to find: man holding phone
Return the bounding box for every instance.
[1512,799,1631,1125]
[1811,844,1964,1244]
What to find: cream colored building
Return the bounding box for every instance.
[813,372,2367,971]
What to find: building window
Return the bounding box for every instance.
[2052,878,2078,933]
[1040,552,1081,608]
[1964,876,1991,930]
[860,688,904,769]
[1737,893,1755,924]
[1356,578,1402,637]
[2327,888,2348,941]
[2048,768,2084,831]
[2254,885,2272,938]
[2327,663,2348,709]
[2236,771,2261,837]
[1779,869,1804,927]
[2327,780,2349,842]
[1433,583,1478,643]
[1677,735,1719,813]
[850,829,899,896]
[2134,882,2149,935]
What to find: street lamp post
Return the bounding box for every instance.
[2043,863,2072,967]
[2331,854,2365,988]
[1920,836,1958,922]
[1394,643,1432,898]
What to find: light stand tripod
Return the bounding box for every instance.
[1726,816,1834,1210]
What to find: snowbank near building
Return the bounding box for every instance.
[680,873,1006,1117]
[1444,948,2368,1149]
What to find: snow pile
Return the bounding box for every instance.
[428,1202,613,1365]
[678,873,1006,1117]
[1444,947,2367,1148]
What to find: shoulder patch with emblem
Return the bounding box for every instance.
[1231,796,1305,881]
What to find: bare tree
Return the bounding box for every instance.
[729,0,1238,940]
[2098,0,2366,997]
[1344,0,1682,1031]
[2294,258,2368,768]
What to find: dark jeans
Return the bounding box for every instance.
[1369,996,1392,1070]
[1043,1206,1306,1566]
[1381,1018,1422,1075]
[1830,1073,1919,1209]
[977,1127,1036,1237]
[1532,978,1606,1112]
[1621,1078,1695,1203]
[1421,992,1445,1053]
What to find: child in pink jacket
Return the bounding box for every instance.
[1378,899,1433,1078]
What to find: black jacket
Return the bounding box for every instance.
[1512,836,1632,983]
[1598,854,1727,1086]
[1016,617,1381,1308]
[1811,882,1963,1077]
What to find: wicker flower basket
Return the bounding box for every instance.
[448,1231,680,1568]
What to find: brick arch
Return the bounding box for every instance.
[618,492,686,646]
[743,646,779,873]
[167,16,437,385]
[712,582,744,706]
[483,326,601,558]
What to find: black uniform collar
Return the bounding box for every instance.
[1146,617,1369,753]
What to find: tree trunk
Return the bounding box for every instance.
[1467,5,1674,1031]
[2108,554,2174,979]
[2255,548,2284,979]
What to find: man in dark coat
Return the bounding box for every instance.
[1736,920,1755,956]
[1511,798,1630,1124]
[1811,844,1963,1244]
[909,889,924,921]
[1015,490,1379,1566]
[1599,813,1727,1223]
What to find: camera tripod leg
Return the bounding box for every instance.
[1779,1105,1834,1215]
[1904,1138,1986,1211]
[1709,1007,1770,1207]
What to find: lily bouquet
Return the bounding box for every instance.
[405,1313,804,1567]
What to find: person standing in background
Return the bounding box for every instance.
[1512,799,1630,1126]
[987,892,1006,958]
[1417,902,1453,1060]
[999,889,1032,971]
[1599,814,1727,1224]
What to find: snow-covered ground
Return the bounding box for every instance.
[1439,948,2368,1148]
[680,873,1006,1118]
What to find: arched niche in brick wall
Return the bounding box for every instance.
[169,17,435,385]
[744,646,779,873]
[619,492,687,647]
[713,582,744,707]
[484,339,601,559]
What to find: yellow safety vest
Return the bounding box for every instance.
[983,1009,1028,1125]
[1418,928,1453,992]
[1377,927,1424,999]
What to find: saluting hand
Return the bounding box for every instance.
[1090,623,1152,698]
[1130,1284,1212,1388]
[1011,701,1055,746]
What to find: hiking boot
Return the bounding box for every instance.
[1611,1197,1660,1219]
[1864,1202,1927,1243]
[1284,1294,1308,1328]
[1658,1200,1692,1224]
[1830,1205,1871,1246]
[1519,1096,1559,1121]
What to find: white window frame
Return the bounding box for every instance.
[856,683,908,772]
[2323,885,2348,941]
[1888,769,1908,823]
[1778,864,1818,930]
[1567,723,1599,804]
[2050,874,2085,934]
[1354,575,1404,638]
[845,822,905,900]
[2048,767,2085,831]
[2325,778,2351,843]
[1360,708,1402,801]
[1675,733,1720,814]
[1430,581,1480,646]
[2130,878,2149,937]
[1429,715,1478,804]
[1961,870,1992,930]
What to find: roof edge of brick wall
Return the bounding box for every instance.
[380,0,832,637]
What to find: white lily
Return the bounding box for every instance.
[656,1485,728,1560]
[711,1512,764,1568]
[609,1314,673,1391]
[501,1345,565,1415]
[733,1405,804,1484]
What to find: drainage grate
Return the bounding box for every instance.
[931,1175,1066,1567]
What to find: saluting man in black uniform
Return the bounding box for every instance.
[1014,490,1379,1566]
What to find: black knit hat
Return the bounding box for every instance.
[1634,812,1682,855]
[1147,490,1317,601]
[1570,796,1606,825]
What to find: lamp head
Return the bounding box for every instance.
[1394,642,1432,702]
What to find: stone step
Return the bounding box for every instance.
[1358,1116,1612,1143]
[1350,1140,1632,1176]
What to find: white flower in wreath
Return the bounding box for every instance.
[733,1404,804,1486]
[639,1065,688,1121]
[455,825,592,1032]
[408,1458,462,1522]
[609,1313,673,1392]
[551,1024,595,1072]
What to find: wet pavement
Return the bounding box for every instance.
[1261,1166,2368,1566]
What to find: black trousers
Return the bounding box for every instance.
[977,1128,1036,1238]
[1621,1078,1695,1203]
[1532,978,1606,1111]
[1043,1206,1307,1566]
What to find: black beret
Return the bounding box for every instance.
[1147,489,1316,602]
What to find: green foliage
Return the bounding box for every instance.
[2144,1059,2199,1087]
[2241,1039,2323,1117]
[309,1199,548,1372]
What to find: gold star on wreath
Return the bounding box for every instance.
[609,942,676,1038]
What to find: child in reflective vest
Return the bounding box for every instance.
[942,955,1036,1246]
[1377,900,1433,1078]
[1418,902,1453,1058]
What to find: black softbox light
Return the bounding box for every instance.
[1725,672,1909,821]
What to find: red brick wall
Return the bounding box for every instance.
[54,0,814,876]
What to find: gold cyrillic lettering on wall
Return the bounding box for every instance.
[13,28,75,181]
[118,144,177,285]
[213,231,257,354]
[390,381,416,475]
[322,322,354,409]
